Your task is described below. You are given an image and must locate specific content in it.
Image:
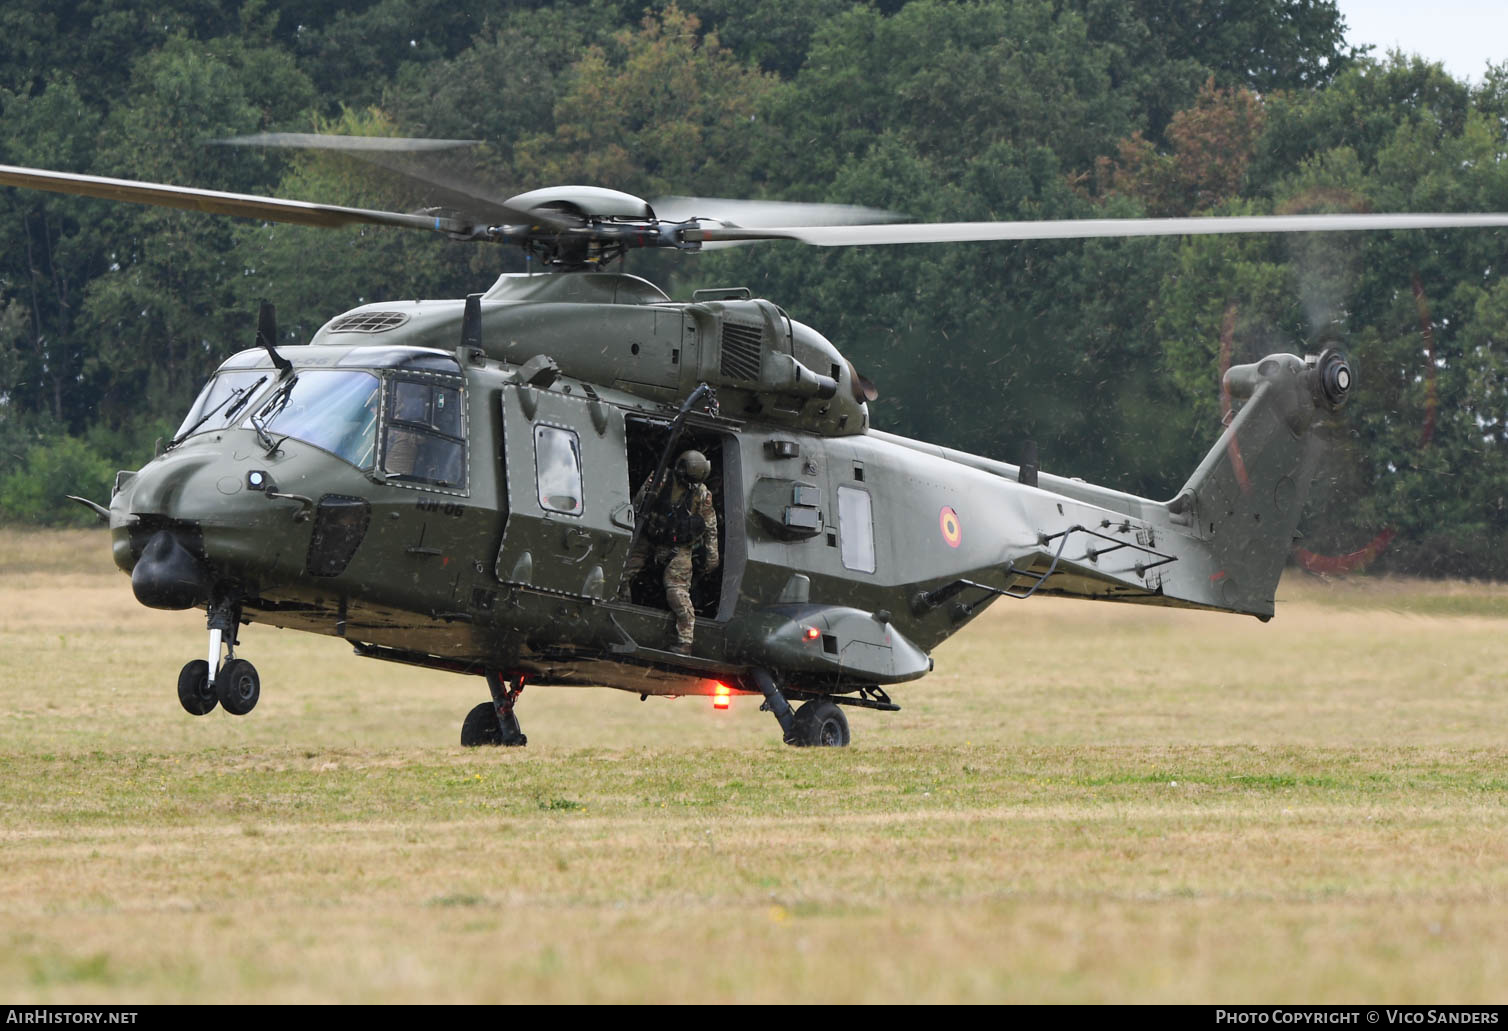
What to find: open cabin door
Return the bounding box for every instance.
[494,384,635,598]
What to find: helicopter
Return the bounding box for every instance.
[6,137,1508,748]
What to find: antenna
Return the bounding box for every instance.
[257,302,292,376]
[461,293,483,351]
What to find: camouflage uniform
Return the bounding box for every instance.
[620,479,719,648]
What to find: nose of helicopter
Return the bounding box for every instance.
[110,438,306,601]
[122,449,218,518]
[109,449,217,607]
[130,528,211,609]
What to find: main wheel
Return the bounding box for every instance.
[216,658,260,716]
[789,699,850,747]
[460,702,527,747]
[177,659,217,715]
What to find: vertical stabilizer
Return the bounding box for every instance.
[1163,349,1352,615]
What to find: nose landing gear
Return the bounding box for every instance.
[177,594,259,717]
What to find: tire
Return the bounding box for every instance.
[789,699,850,747]
[177,659,217,716]
[461,703,527,747]
[461,702,501,747]
[216,658,260,716]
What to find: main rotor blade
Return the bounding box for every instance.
[217,132,481,153]
[0,163,475,234]
[694,212,1508,246]
[653,196,901,227]
[217,132,567,229]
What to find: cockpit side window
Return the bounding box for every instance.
[381,377,467,490]
[173,370,272,442]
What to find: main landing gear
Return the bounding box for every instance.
[789,699,851,747]
[750,669,853,747]
[460,671,529,747]
[176,595,260,717]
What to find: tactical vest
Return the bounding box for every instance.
[645,487,704,547]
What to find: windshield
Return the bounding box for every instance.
[254,370,381,470]
[173,370,271,441]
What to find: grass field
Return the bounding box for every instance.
[2,527,1506,1003]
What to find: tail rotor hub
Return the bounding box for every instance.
[1312,347,1354,410]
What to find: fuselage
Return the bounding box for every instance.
[111,272,1330,701]
[110,336,1012,697]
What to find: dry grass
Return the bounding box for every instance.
[1,528,1506,1003]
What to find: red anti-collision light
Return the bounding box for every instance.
[803,626,821,641]
[713,682,731,710]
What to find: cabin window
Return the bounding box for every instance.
[534,425,584,515]
[381,378,467,489]
[254,370,382,470]
[837,485,876,573]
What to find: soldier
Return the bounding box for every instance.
[619,449,720,654]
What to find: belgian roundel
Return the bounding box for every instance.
[939,506,962,548]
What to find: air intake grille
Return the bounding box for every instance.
[328,311,410,333]
[306,495,371,577]
[720,321,764,381]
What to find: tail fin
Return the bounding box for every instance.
[1161,349,1352,616]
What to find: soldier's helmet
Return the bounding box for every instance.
[674,450,711,484]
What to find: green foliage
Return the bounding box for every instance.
[388,4,619,156]
[1139,55,1508,574]
[677,0,854,79]
[228,106,463,343]
[0,435,115,526]
[1098,80,1268,216]
[513,4,778,199]
[760,0,1141,192]
[0,0,1500,575]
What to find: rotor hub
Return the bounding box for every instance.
[1313,348,1355,410]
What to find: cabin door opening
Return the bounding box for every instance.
[620,417,739,621]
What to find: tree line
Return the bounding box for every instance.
[2,0,1505,577]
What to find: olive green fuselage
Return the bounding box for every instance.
[111,273,1339,700]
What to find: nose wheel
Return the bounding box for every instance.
[178,596,259,717]
[216,658,261,715]
[177,659,217,715]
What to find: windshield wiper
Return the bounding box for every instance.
[247,374,300,455]
[223,376,267,421]
[249,410,281,455]
[165,375,268,450]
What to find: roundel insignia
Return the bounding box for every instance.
[939,506,962,548]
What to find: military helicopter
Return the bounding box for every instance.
[6,138,1508,748]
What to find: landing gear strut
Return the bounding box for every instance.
[177,594,259,717]
[461,671,528,747]
[751,669,852,748]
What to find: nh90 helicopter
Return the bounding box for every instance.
[6,137,1508,748]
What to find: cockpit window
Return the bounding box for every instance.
[254,371,381,470]
[381,378,467,489]
[173,370,272,442]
